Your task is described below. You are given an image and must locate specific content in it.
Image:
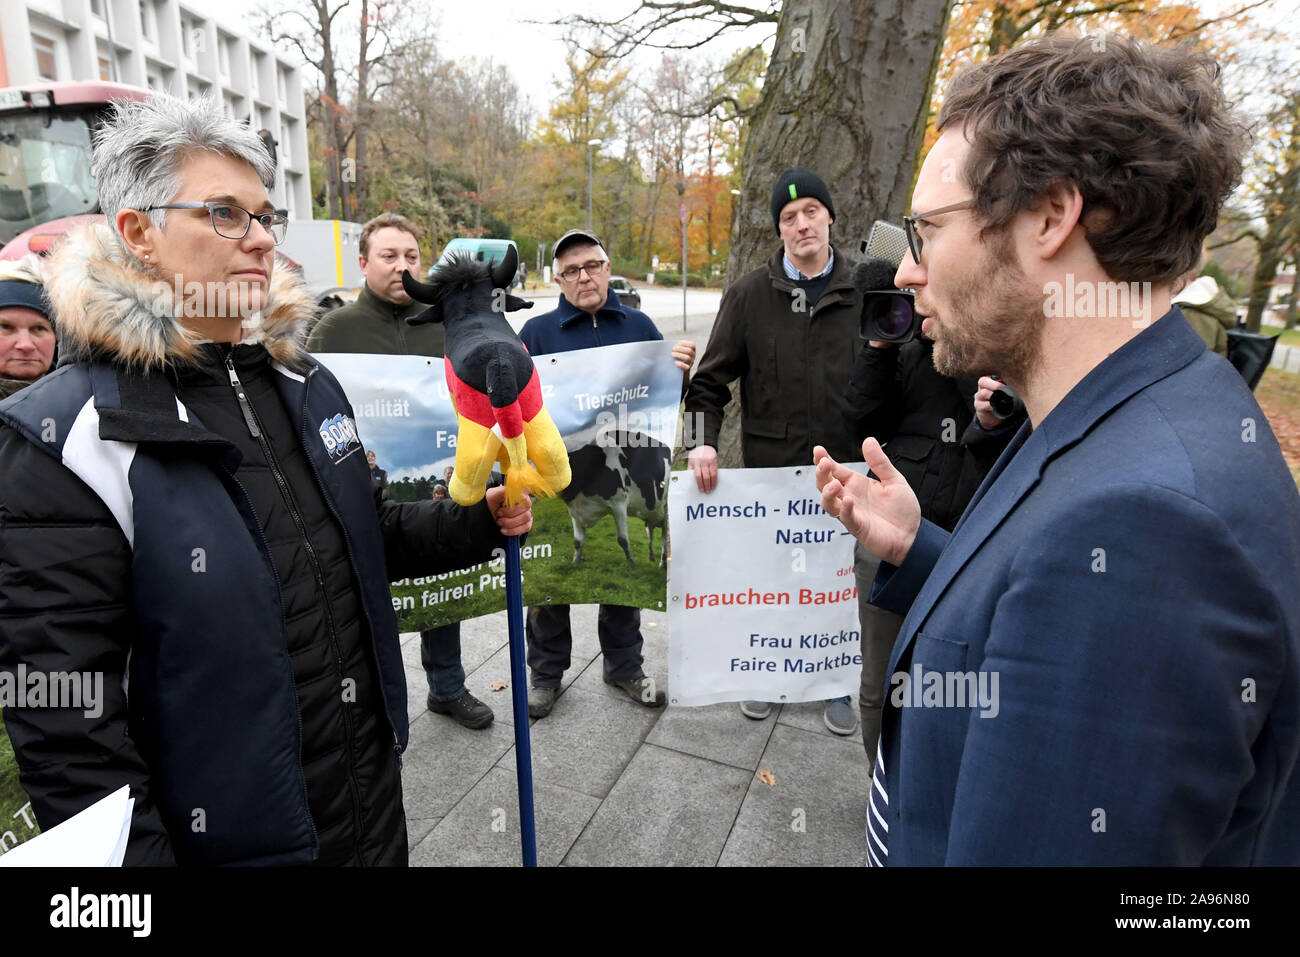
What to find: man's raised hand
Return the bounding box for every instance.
[813,438,921,567]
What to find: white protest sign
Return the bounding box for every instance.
[667,465,869,706]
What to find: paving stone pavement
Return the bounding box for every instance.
[400,605,871,866]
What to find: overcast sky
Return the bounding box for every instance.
[190,0,774,124]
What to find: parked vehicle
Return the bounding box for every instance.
[432,238,521,287]
[609,275,641,310]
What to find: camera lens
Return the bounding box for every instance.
[862,293,914,340]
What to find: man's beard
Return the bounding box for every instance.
[928,227,1044,386]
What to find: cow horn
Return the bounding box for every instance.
[401,268,441,303]
[491,245,518,290]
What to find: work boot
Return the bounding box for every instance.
[604,673,666,708]
[528,685,559,719]
[427,691,494,730]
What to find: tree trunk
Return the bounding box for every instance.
[1283,261,1299,330]
[353,0,371,221]
[727,0,951,282]
[1246,228,1284,333]
[714,0,952,466]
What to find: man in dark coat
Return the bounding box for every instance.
[683,168,864,734]
[309,213,494,731]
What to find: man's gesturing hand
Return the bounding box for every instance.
[688,444,718,493]
[813,438,921,567]
[484,486,533,537]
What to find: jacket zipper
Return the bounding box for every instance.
[226,353,368,865]
[395,306,408,353]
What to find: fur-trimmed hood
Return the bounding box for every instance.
[46,223,314,370]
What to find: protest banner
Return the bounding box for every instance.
[0,714,38,855]
[318,339,681,629]
[667,465,870,706]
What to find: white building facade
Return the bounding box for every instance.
[0,0,311,217]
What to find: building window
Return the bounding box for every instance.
[139,2,151,40]
[32,35,57,81]
[281,122,291,167]
[277,68,287,103]
[98,56,111,81]
[181,18,192,58]
[219,37,231,77]
[90,0,106,18]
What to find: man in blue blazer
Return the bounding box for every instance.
[815,34,1300,865]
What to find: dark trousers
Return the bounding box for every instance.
[525,604,644,688]
[854,542,904,777]
[420,622,465,702]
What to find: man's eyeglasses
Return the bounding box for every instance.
[901,200,975,264]
[143,201,289,245]
[557,259,608,282]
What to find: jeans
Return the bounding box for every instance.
[421,622,466,701]
[525,604,644,687]
[854,542,904,776]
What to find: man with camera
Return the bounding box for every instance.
[816,35,1300,865]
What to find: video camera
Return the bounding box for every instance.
[855,220,919,343]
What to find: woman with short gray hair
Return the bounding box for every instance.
[0,93,531,865]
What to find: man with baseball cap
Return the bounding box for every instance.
[517,228,695,717]
[0,257,56,399]
[683,167,865,734]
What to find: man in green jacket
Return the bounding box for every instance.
[308,213,493,730]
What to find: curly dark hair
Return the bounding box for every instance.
[937,33,1251,285]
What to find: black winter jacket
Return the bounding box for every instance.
[0,225,506,865]
[684,247,864,467]
[844,337,1023,531]
[307,282,446,357]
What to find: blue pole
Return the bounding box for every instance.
[504,534,537,867]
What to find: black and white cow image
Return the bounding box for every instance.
[562,431,671,568]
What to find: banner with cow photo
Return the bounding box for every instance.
[317,340,681,629]
[666,466,870,706]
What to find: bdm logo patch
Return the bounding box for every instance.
[319,413,362,464]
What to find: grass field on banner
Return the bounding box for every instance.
[391,495,668,630]
[0,714,38,853]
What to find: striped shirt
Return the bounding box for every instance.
[866,741,888,866]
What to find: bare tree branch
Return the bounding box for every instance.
[541,1,779,59]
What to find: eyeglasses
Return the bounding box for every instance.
[901,200,975,264]
[143,201,289,245]
[557,259,608,282]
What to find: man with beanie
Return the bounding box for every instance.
[684,168,864,734]
[0,257,55,399]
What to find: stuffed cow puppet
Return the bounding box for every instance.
[401,248,570,508]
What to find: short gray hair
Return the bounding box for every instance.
[92,93,275,241]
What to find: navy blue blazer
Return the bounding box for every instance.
[871,308,1300,865]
